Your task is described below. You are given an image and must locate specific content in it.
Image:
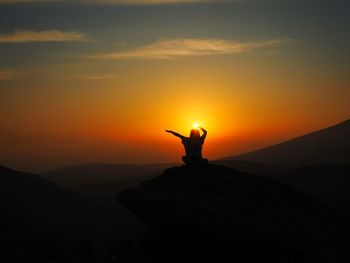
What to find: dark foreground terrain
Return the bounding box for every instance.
[1,162,350,262]
[2,116,350,263]
[117,164,349,263]
[0,164,153,262]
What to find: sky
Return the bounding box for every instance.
[0,0,349,172]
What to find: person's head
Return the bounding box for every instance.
[190,129,200,140]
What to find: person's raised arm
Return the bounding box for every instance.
[200,127,207,140]
[165,130,186,140]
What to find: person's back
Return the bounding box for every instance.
[182,129,204,160]
[166,127,208,165]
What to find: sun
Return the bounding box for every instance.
[192,122,200,129]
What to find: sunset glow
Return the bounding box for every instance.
[2,2,350,263]
[0,0,349,172]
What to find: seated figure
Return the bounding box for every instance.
[166,127,208,166]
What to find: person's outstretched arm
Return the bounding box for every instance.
[165,130,186,140]
[200,127,207,140]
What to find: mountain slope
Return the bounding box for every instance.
[212,159,290,176]
[0,165,94,240]
[42,163,174,196]
[268,163,350,216]
[41,163,175,242]
[223,119,350,167]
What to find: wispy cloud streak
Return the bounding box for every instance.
[0,0,220,4]
[56,72,119,80]
[0,69,120,81]
[0,69,16,80]
[93,38,293,60]
[0,30,86,43]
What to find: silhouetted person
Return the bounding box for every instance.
[166,127,208,165]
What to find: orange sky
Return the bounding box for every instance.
[1,1,350,172]
[1,55,349,172]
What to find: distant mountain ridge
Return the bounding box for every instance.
[267,163,350,216]
[0,163,152,244]
[0,165,94,241]
[222,119,350,167]
[42,162,175,196]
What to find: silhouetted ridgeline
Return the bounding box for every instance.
[42,163,174,196]
[223,119,350,167]
[269,163,350,216]
[117,164,349,262]
[0,165,107,261]
[215,119,350,219]
[0,165,95,239]
[0,164,159,262]
[213,160,350,217]
[213,159,290,176]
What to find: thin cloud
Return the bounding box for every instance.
[93,38,294,60]
[0,30,86,43]
[0,0,221,4]
[0,69,16,80]
[97,0,215,3]
[56,72,119,80]
[0,69,120,81]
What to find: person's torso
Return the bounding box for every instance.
[182,138,203,157]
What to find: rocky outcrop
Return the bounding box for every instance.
[117,164,348,262]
